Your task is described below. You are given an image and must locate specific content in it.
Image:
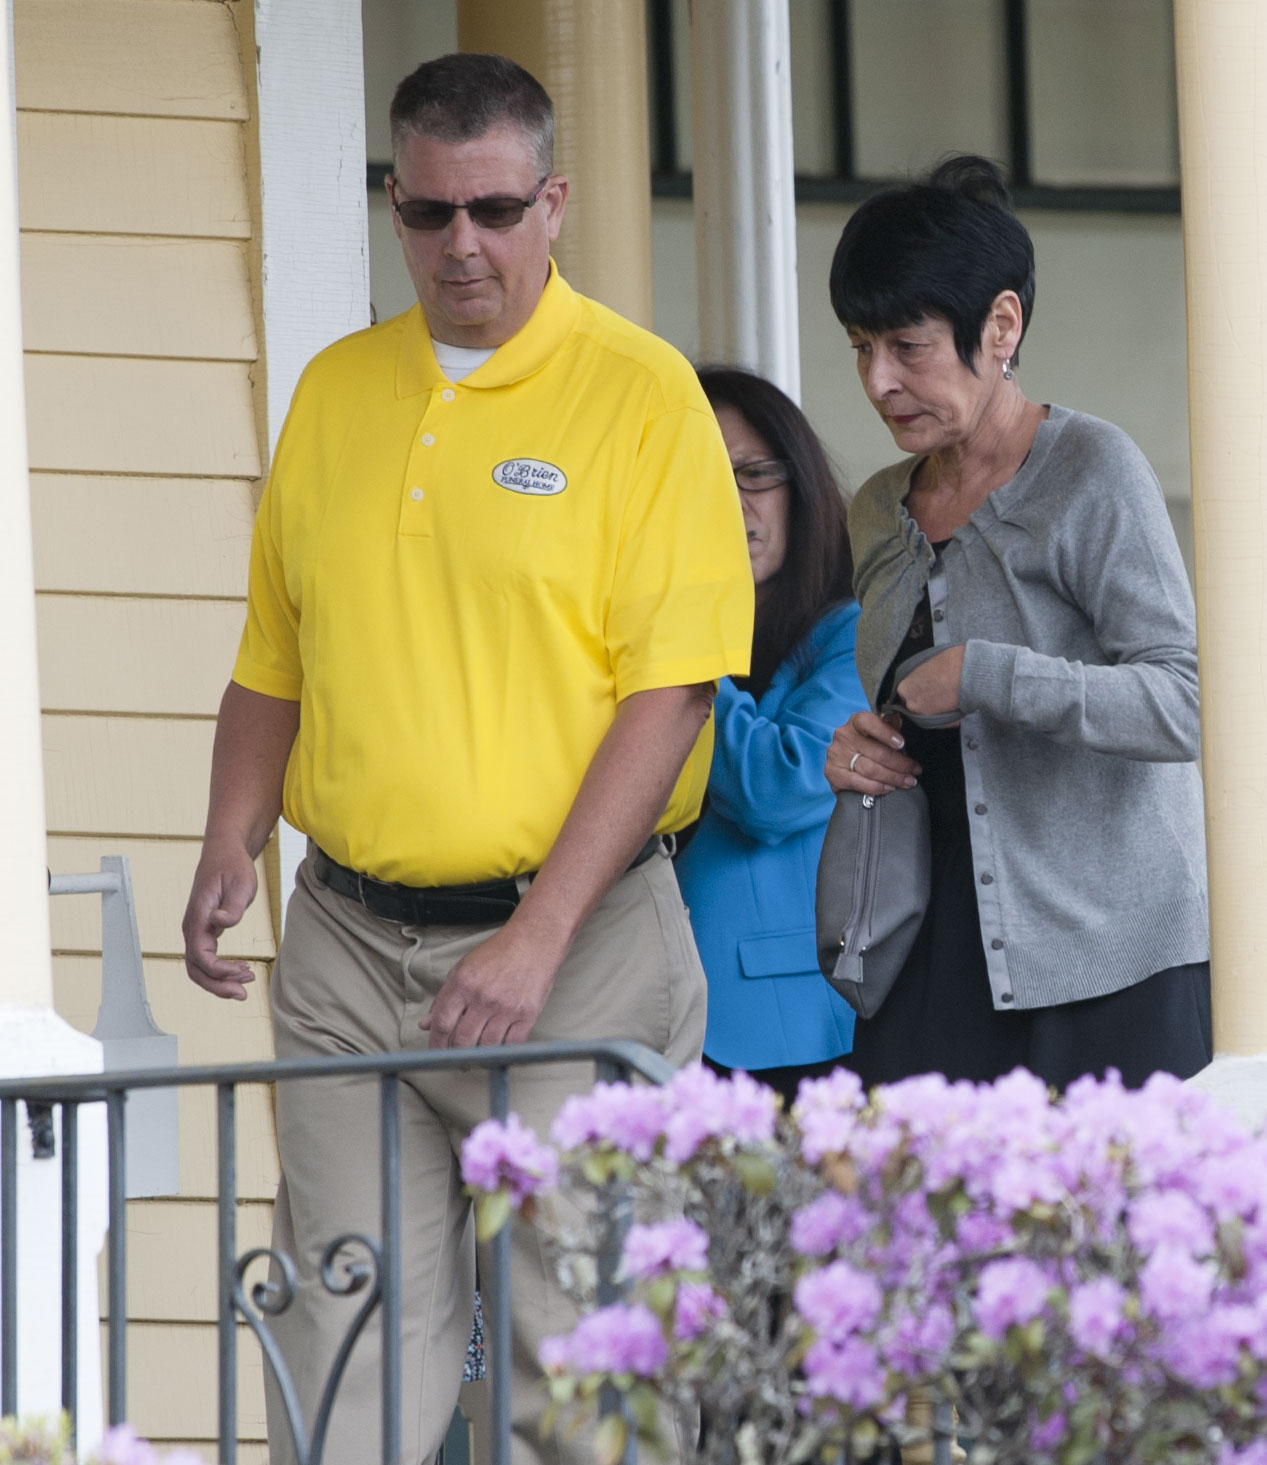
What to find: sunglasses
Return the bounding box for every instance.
[389,176,551,232]
[734,458,791,493]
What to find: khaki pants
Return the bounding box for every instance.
[264,847,706,1465]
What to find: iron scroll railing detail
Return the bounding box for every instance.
[0,1039,674,1465]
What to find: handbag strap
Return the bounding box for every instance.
[880,645,966,729]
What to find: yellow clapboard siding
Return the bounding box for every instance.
[25,356,259,477]
[148,1448,267,1465]
[17,113,251,238]
[177,1082,279,1199]
[48,836,275,961]
[44,715,215,836]
[53,956,275,1065]
[96,1200,274,1322]
[107,1321,268,1440]
[15,0,248,121]
[31,474,255,598]
[37,596,245,715]
[21,235,257,360]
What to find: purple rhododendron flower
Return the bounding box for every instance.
[792,1067,866,1162]
[881,1302,954,1375]
[803,1336,887,1410]
[1138,1243,1214,1320]
[973,1257,1052,1340]
[675,1280,727,1340]
[790,1191,869,1256]
[92,1427,159,1465]
[549,1082,667,1161]
[1029,1411,1066,1451]
[1068,1276,1127,1358]
[1127,1188,1216,1258]
[660,1064,779,1162]
[1221,1443,1267,1465]
[622,1216,709,1278]
[795,1260,883,1340]
[540,1303,668,1377]
[538,1332,573,1372]
[460,1113,558,1203]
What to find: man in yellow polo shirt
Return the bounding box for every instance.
[182,51,752,1465]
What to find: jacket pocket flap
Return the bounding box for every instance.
[738,927,819,979]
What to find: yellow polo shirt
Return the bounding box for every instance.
[234,265,753,885]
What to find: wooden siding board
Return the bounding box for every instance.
[108,1322,268,1439]
[31,474,254,598]
[36,596,246,715]
[48,836,275,960]
[52,956,275,1066]
[17,114,251,238]
[44,715,216,836]
[97,1201,274,1322]
[25,356,260,477]
[20,235,257,360]
[15,0,249,121]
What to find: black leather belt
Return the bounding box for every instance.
[312,836,664,927]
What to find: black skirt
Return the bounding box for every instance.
[844,694,1211,1095]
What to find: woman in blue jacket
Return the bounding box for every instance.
[677,367,869,1109]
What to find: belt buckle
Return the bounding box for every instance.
[357,869,367,906]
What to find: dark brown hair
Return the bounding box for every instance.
[697,366,854,699]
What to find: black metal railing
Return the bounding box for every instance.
[0,1039,674,1465]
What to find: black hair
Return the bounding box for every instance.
[829,154,1036,368]
[697,366,854,700]
[390,53,554,176]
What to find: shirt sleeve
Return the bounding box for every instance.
[606,402,754,697]
[232,400,304,702]
[959,433,1199,761]
[707,604,869,844]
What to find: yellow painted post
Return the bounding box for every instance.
[455,0,653,327]
[1174,2,1267,1054]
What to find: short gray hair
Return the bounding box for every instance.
[390,53,554,178]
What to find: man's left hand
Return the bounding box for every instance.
[420,918,566,1049]
[895,644,966,718]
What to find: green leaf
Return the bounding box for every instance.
[581,1151,612,1186]
[595,1412,629,1465]
[626,1382,661,1435]
[733,1151,779,1195]
[647,1275,678,1318]
[475,1189,513,1242]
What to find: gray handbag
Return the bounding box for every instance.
[815,647,963,1019]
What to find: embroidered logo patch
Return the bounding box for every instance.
[492,458,567,496]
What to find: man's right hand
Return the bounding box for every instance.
[182,839,259,999]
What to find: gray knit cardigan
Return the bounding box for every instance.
[848,405,1209,1011]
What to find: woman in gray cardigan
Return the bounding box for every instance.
[823,155,1210,1090]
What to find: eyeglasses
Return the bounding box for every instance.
[733,458,791,493]
[389,176,551,232]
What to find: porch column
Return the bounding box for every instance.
[0,0,51,1011]
[0,2,107,1446]
[457,0,654,328]
[689,0,800,399]
[1173,1,1267,1060]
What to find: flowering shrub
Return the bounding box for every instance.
[0,1419,203,1465]
[461,1063,1267,1465]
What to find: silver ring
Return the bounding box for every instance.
[848,751,862,772]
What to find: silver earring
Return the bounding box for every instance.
[1002,359,1014,380]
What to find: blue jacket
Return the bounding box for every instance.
[676,601,869,1070]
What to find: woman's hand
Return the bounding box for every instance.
[825,710,922,795]
[895,645,965,718]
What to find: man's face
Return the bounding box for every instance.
[388,124,568,349]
